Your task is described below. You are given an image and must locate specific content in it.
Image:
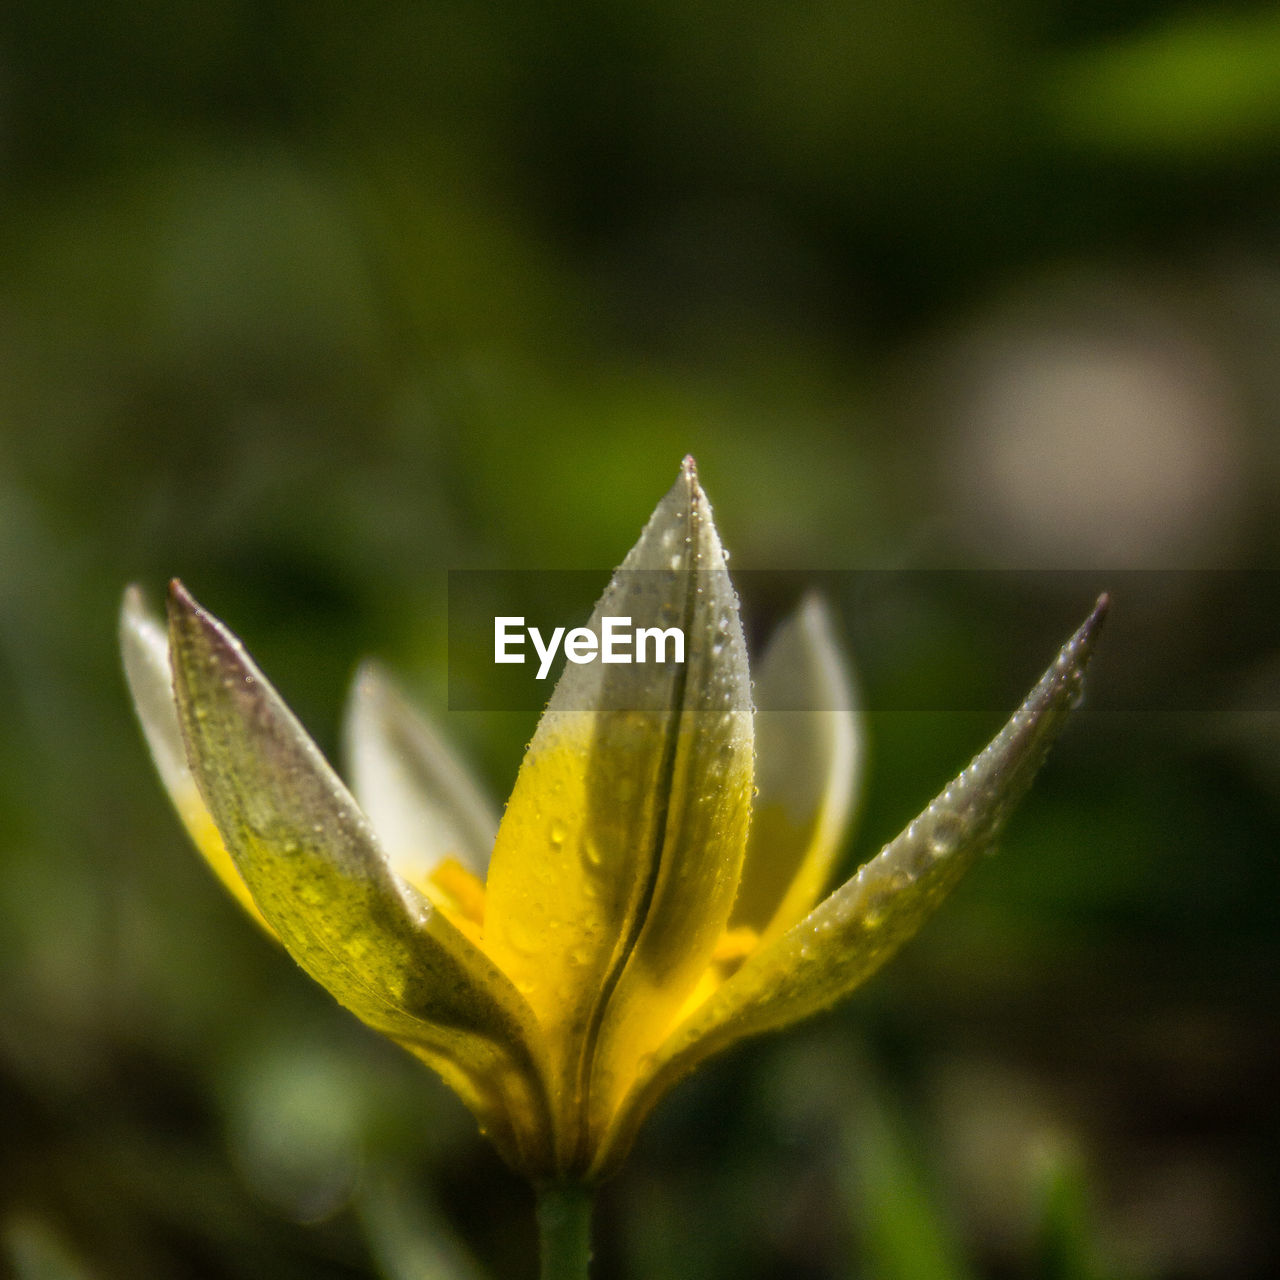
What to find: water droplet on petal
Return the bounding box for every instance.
[1067,669,1086,709]
[926,811,966,861]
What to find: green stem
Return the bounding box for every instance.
[536,1182,594,1280]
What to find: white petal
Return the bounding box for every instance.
[734,593,863,945]
[344,661,499,883]
[120,584,193,801]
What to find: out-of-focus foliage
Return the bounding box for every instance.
[1,0,1278,1276]
[1049,8,1280,159]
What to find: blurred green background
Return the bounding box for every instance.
[2,0,1279,1276]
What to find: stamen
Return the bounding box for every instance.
[427,856,488,938]
[711,925,759,968]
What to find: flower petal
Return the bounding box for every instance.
[730,593,862,948]
[166,582,553,1174]
[343,660,499,884]
[481,459,754,1165]
[120,586,273,934]
[594,595,1108,1177]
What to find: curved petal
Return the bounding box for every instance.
[120,586,273,934]
[344,660,499,884]
[593,595,1108,1178]
[481,459,753,1169]
[167,582,553,1175]
[730,593,862,948]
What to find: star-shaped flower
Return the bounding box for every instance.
[121,459,1105,1186]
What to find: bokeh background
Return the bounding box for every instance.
[2,1,1279,1276]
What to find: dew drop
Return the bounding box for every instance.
[549,818,567,848]
[1067,670,1086,709]
[927,811,965,861]
[505,918,539,957]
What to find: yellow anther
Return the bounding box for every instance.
[427,856,488,938]
[711,925,759,968]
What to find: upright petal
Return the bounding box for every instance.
[344,660,499,884]
[482,459,753,1167]
[167,583,553,1174]
[594,596,1108,1178]
[730,594,862,948]
[119,586,272,933]
[587,472,756,1137]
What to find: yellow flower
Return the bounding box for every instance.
[120,459,1105,1185]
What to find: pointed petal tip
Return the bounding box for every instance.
[796,590,832,629]
[120,583,153,640]
[166,580,206,633]
[675,454,707,506]
[165,584,258,705]
[350,656,384,697]
[1062,592,1110,672]
[1087,591,1111,633]
[622,457,725,576]
[120,585,171,674]
[166,582,233,651]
